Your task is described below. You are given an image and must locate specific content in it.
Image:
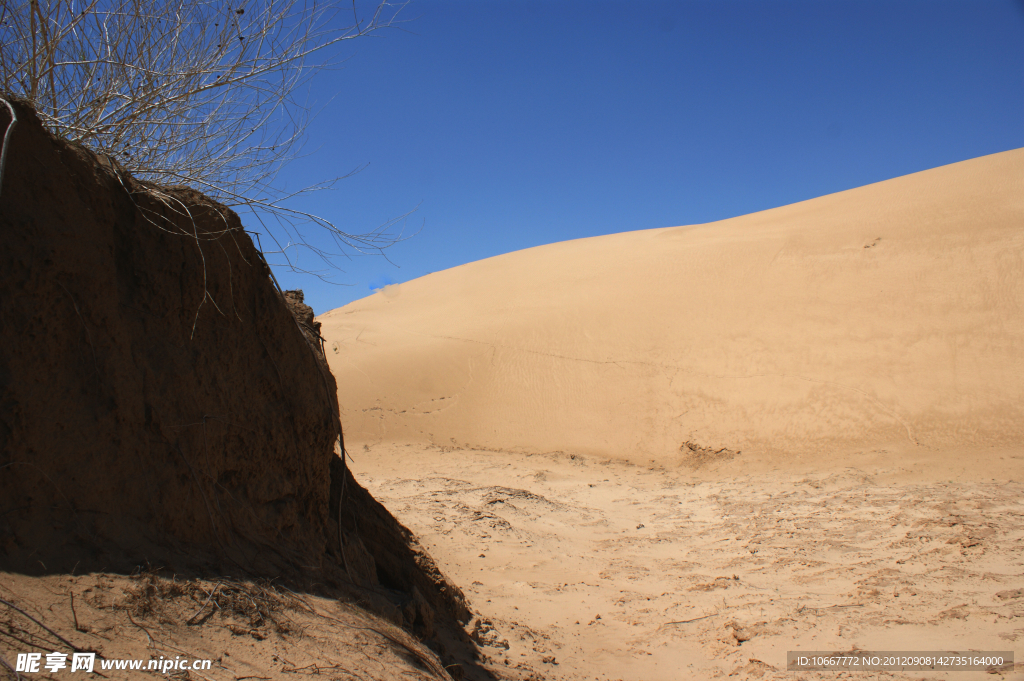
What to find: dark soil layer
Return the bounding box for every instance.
[0,100,474,676]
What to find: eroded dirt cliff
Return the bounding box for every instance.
[0,99,482,679]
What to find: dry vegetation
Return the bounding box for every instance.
[1,0,411,271]
[1,570,456,680]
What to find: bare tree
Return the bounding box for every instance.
[0,0,411,271]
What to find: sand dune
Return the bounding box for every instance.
[320,150,1024,680]
[321,148,1024,469]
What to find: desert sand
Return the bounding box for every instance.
[321,148,1023,467]
[320,149,1024,679]
[353,443,1023,680]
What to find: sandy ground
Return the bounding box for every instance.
[350,442,1024,681]
[320,148,1024,679]
[0,571,454,681]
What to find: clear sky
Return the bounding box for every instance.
[263,0,1024,315]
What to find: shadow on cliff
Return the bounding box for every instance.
[0,99,492,680]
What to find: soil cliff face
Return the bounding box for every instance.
[0,99,339,575]
[0,101,468,645]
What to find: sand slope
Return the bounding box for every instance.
[321,149,1024,466]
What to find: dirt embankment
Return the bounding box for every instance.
[0,100,481,679]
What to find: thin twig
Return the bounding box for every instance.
[0,628,54,652]
[0,654,21,681]
[186,581,223,625]
[69,592,84,632]
[0,598,81,651]
[665,612,719,625]
[796,603,865,613]
[124,611,154,647]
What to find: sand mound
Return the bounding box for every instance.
[321,148,1024,468]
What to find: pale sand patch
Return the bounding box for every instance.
[351,443,1024,681]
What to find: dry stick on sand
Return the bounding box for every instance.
[0,627,54,653]
[125,611,155,647]
[0,654,22,681]
[186,581,224,625]
[0,598,81,652]
[69,592,84,632]
[123,608,190,659]
[665,612,719,625]
[797,604,865,613]
[666,601,863,626]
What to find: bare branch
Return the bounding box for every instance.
[1,0,413,270]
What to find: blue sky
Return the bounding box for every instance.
[263,0,1024,315]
